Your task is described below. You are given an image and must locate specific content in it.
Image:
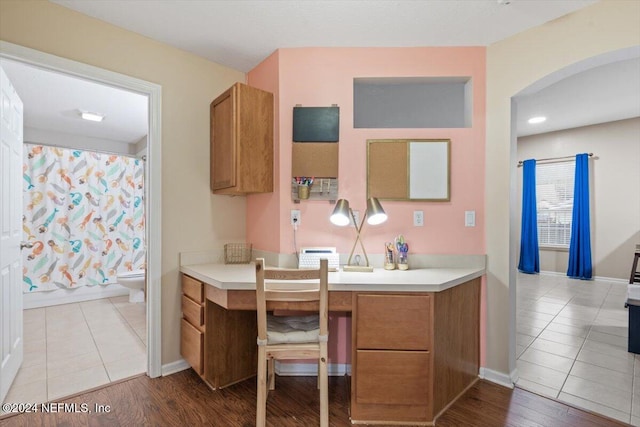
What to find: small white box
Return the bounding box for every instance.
[299,247,339,271]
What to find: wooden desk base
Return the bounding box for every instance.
[184,275,480,425]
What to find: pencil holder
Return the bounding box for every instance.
[297,185,310,200]
[384,242,395,270]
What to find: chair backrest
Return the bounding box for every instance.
[255,258,329,345]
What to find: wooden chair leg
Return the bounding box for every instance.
[319,346,329,427]
[256,347,267,427]
[268,358,275,391]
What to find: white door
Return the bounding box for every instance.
[0,64,24,404]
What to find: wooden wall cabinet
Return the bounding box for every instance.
[181,275,205,376]
[210,82,274,195]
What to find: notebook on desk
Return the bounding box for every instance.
[298,247,339,271]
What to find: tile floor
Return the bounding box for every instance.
[516,272,638,425]
[2,296,146,411]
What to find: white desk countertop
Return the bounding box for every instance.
[180,262,485,293]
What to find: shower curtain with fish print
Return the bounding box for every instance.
[22,144,145,292]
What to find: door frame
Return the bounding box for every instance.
[0,41,162,378]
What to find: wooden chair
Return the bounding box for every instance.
[255,258,329,427]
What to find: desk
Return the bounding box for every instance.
[180,263,483,426]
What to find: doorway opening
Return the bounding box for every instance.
[0,41,162,405]
[510,46,640,423]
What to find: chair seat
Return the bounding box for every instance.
[267,314,319,344]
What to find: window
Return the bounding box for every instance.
[536,161,575,248]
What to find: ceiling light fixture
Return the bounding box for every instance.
[81,111,105,122]
[528,116,546,124]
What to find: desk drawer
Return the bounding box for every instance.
[182,295,204,327]
[355,350,430,405]
[181,318,204,375]
[182,275,204,303]
[356,294,431,350]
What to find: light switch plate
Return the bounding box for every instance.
[465,210,475,227]
[413,210,424,227]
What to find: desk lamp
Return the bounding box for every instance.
[330,197,387,272]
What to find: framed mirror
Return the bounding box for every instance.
[367,139,451,201]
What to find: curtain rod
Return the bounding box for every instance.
[517,153,594,167]
[24,140,145,161]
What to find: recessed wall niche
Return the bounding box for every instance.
[353,77,472,128]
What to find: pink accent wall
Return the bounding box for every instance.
[247,47,486,365]
[250,47,485,256]
[246,51,281,252]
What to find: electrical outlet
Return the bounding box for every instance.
[290,209,301,226]
[352,210,360,226]
[413,210,424,227]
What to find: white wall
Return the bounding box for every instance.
[517,118,640,280]
[134,135,147,157]
[25,127,135,156]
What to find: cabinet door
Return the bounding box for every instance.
[235,84,273,193]
[210,86,235,191]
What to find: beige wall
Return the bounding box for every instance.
[517,118,640,280]
[0,0,247,365]
[486,0,640,378]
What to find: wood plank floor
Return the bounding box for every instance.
[0,369,629,426]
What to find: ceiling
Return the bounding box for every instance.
[517,57,640,137]
[1,58,148,145]
[2,0,637,146]
[51,0,597,73]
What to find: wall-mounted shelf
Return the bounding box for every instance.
[291,178,338,204]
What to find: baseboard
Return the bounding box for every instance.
[479,367,515,389]
[538,270,628,283]
[23,285,129,309]
[162,359,191,376]
[593,275,628,284]
[276,362,351,376]
[538,270,567,277]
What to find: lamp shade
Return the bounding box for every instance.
[366,197,387,225]
[330,199,351,226]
